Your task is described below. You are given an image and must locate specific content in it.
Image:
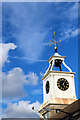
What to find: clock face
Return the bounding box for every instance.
[45,81,50,94]
[57,78,69,91]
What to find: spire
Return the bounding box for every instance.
[49,32,61,53]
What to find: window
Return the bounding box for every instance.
[77,118,80,120]
[43,112,49,119]
[56,109,60,113]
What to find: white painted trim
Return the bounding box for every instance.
[62,61,72,72]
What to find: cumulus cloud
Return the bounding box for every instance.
[0,43,17,70]
[0,43,17,107]
[0,42,38,100]
[2,68,39,99]
[2,67,26,99]
[0,42,40,120]
[26,72,38,86]
[0,42,39,101]
[3,100,41,118]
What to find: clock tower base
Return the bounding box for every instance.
[39,98,76,118]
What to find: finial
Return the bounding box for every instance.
[49,32,61,53]
[54,32,56,35]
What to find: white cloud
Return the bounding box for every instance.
[3,100,41,118]
[58,3,78,42]
[0,42,39,99]
[0,43,17,106]
[63,2,78,21]
[2,67,26,99]
[0,43,17,70]
[32,89,42,95]
[60,27,78,42]
[71,28,78,37]
[2,2,78,63]
[40,72,44,77]
[10,56,47,62]
[2,68,39,99]
[3,3,54,63]
[62,28,78,41]
[0,42,38,99]
[0,107,2,120]
[0,42,40,117]
[26,72,38,86]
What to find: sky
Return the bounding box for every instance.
[0,1,79,118]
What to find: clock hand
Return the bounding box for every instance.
[62,82,64,86]
[62,81,65,86]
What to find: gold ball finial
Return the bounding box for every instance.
[54,46,57,50]
[54,32,56,35]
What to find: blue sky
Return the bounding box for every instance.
[1,2,78,118]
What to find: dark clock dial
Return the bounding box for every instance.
[45,81,50,94]
[57,78,69,91]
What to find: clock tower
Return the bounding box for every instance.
[39,32,77,118]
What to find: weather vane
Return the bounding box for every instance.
[49,32,61,53]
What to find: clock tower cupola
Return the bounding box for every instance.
[39,32,77,118]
